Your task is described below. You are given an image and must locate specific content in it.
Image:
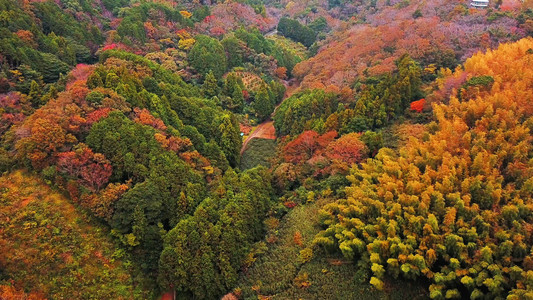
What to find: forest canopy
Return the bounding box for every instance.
[0,0,532,299]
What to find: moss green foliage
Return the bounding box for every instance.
[2,1,532,299]
[235,27,272,55]
[350,54,423,131]
[222,28,305,75]
[252,86,275,121]
[462,75,494,89]
[101,0,128,12]
[95,50,237,168]
[84,109,206,274]
[222,36,247,70]
[3,46,247,296]
[276,55,423,138]
[219,71,284,122]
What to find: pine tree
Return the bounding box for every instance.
[253,86,274,121]
[202,70,219,98]
[231,85,244,113]
[28,80,41,107]
[216,114,241,167]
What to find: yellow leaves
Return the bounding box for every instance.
[9,70,23,82]
[124,233,139,247]
[179,10,192,19]
[154,132,167,148]
[285,1,295,11]
[406,180,424,195]
[371,263,385,277]
[176,29,191,40]
[370,252,381,264]
[158,38,174,46]
[313,236,335,248]
[243,252,257,268]
[315,39,533,298]
[178,38,195,50]
[298,248,313,263]
[370,277,384,290]
[203,166,214,175]
[424,64,437,75]
[23,221,37,230]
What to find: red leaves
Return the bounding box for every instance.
[0,92,28,135]
[282,130,367,176]
[242,89,250,100]
[86,108,111,125]
[284,201,297,209]
[501,0,522,11]
[57,144,112,192]
[325,133,367,165]
[68,81,90,102]
[288,133,323,163]
[70,64,93,84]
[410,98,426,113]
[80,156,112,192]
[210,26,226,36]
[154,133,192,153]
[144,22,157,39]
[204,15,216,23]
[133,108,167,131]
[102,43,118,51]
[283,130,338,164]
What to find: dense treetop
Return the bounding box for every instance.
[315,37,533,299]
[0,0,532,299]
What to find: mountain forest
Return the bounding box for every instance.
[0,0,532,299]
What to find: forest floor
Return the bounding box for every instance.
[236,197,429,299]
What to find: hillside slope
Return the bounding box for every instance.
[0,171,150,299]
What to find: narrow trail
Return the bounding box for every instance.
[240,121,276,155]
[240,79,299,154]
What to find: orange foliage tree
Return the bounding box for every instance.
[315,38,533,299]
[410,98,426,112]
[283,130,337,164]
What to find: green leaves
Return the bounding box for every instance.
[189,35,227,79]
[277,17,317,47]
[158,167,274,298]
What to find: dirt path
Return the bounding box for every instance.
[240,121,276,154]
[240,79,299,155]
